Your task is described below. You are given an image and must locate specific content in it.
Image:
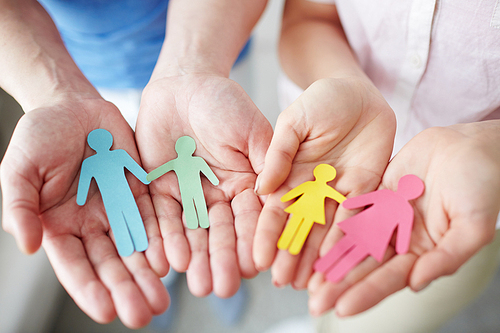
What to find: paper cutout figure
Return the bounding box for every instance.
[77,129,150,257]
[314,174,424,283]
[278,164,346,255]
[147,136,219,229]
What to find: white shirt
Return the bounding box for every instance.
[277,0,500,227]
[284,0,500,152]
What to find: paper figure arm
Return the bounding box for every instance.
[200,160,219,186]
[76,160,93,206]
[147,160,175,182]
[342,191,380,210]
[394,208,414,254]
[119,150,150,185]
[280,183,307,203]
[326,187,347,204]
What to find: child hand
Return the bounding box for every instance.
[136,74,273,298]
[1,97,169,328]
[308,121,500,317]
[252,77,396,288]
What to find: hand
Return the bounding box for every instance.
[1,96,169,328]
[308,122,500,317]
[253,77,396,289]
[135,74,273,297]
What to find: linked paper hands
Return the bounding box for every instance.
[253,77,396,289]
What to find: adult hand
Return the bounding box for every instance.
[253,77,396,288]
[1,96,169,328]
[136,74,273,298]
[308,121,500,317]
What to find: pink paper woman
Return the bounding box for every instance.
[278,164,346,255]
[314,174,424,283]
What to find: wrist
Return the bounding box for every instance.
[150,46,229,81]
[0,1,100,112]
[149,0,267,81]
[450,120,500,147]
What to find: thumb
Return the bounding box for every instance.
[1,154,43,254]
[255,109,304,196]
[409,216,496,292]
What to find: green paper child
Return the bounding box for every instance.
[147,136,219,229]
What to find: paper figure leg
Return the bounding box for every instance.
[107,209,134,257]
[194,193,209,229]
[183,197,199,229]
[277,215,304,251]
[314,236,355,273]
[288,220,314,255]
[123,206,148,252]
[325,245,368,283]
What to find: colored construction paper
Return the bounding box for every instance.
[77,129,150,257]
[278,164,346,255]
[314,174,424,283]
[147,136,219,229]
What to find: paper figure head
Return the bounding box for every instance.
[313,164,337,182]
[175,136,196,156]
[88,128,113,152]
[396,174,424,200]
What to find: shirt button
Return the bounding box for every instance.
[410,54,422,68]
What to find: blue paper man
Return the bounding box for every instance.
[77,129,149,257]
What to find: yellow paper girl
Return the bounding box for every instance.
[278,164,346,255]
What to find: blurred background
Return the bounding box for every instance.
[1,1,500,332]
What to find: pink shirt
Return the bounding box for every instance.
[305,0,500,152]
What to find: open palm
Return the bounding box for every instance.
[1,97,169,328]
[253,77,396,289]
[308,122,500,317]
[135,74,273,298]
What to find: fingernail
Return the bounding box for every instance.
[254,174,261,195]
[272,278,285,289]
[415,281,431,292]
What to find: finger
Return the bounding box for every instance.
[409,218,496,291]
[308,271,327,294]
[317,205,355,257]
[121,251,170,316]
[253,190,291,271]
[82,228,161,328]
[292,201,337,289]
[271,222,330,288]
[185,227,212,297]
[42,233,117,325]
[308,250,390,317]
[151,180,190,272]
[271,249,301,287]
[292,226,329,289]
[247,117,273,175]
[233,188,262,278]
[255,111,303,196]
[308,279,344,317]
[209,201,240,298]
[0,154,43,254]
[135,191,169,277]
[335,253,416,316]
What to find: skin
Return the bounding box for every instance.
[1,0,274,323]
[308,122,500,317]
[135,0,272,299]
[253,0,396,289]
[260,0,500,318]
[0,0,168,328]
